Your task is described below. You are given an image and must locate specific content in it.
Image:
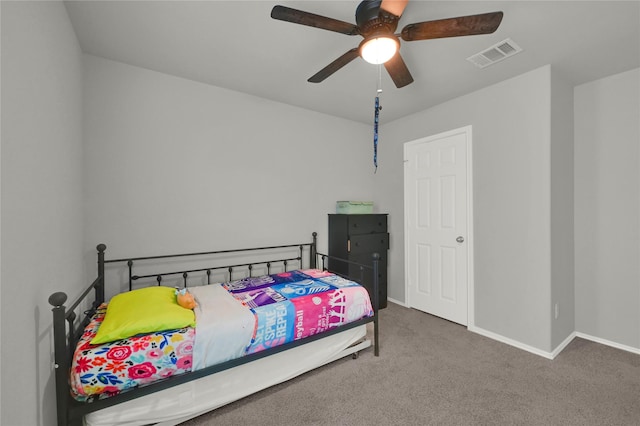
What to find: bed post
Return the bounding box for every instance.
[372,252,380,356]
[49,292,69,426]
[97,244,106,305]
[310,232,317,269]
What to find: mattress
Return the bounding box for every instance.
[70,269,373,402]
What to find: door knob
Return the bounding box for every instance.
[456,236,464,243]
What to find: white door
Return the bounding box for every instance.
[404,126,471,326]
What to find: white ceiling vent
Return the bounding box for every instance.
[467,38,522,69]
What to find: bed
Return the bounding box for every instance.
[49,232,380,426]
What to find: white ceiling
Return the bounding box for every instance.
[64,0,640,124]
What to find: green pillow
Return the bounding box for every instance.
[90,286,196,345]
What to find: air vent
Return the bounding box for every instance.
[467,38,522,68]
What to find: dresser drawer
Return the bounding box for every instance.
[348,253,387,278]
[349,233,389,254]
[347,253,387,309]
[348,215,387,235]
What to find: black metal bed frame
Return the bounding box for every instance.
[48,232,380,426]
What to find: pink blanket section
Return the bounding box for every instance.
[298,269,335,278]
[291,286,373,340]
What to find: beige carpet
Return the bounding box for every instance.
[182,302,640,426]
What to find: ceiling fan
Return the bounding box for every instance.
[271,0,504,88]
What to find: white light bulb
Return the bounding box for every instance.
[360,37,398,64]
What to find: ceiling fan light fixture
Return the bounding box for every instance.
[271,2,504,87]
[359,35,399,64]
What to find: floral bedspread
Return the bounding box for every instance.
[69,305,195,401]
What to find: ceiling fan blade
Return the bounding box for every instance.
[401,11,503,41]
[384,52,414,88]
[379,0,409,18]
[271,5,359,36]
[308,48,360,83]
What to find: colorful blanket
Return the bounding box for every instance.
[70,305,195,401]
[70,269,373,401]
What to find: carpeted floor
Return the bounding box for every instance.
[181,302,640,426]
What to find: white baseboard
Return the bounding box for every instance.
[550,332,577,359]
[388,301,640,358]
[575,332,640,356]
[386,297,407,308]
[467,325,555,359]
[467,327,640,359]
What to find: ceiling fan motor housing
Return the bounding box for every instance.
[355,0,382,27]
[356,0,400,36]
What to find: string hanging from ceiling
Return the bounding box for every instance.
[373,64,383,173]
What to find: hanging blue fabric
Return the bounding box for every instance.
[373,94,380,172]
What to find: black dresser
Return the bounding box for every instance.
[328,214,389,309]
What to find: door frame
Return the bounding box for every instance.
[403,125,475,328]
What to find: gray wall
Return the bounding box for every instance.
[377,66,556,351]
[574,68,640,349]
[1,2,85,425]
[377,65,639,355]
[82,55,375,268]
[550,71,575,349]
